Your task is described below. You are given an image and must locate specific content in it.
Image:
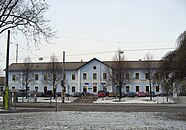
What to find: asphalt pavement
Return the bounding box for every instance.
[1,102,186,113]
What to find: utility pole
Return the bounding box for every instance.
[16,44,18,63]
[4,30,10,110]
[61,51,65,103]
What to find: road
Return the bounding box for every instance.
[1,102,186,113]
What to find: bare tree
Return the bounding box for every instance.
[107,50,133,101]
[46,54,62,99]
[144,52,156,100]
[17,57,34,99]
[0,0,54,45]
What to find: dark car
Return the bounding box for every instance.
[127,92,137,97]
[147,91,156,97]
[72,92,83,97]
[36,92,44,97]
[82,92,94,96]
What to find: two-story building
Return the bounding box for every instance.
[7,58,162,95]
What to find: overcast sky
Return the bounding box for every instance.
[0,0,186,75]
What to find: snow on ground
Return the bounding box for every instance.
[0,96,174,104]
[94,96,175,104]
[0,111,186,130]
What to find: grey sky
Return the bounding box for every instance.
[0,0,186,75]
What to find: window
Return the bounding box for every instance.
[12,86,15,90]
[44,74,47,80]
[0,87,3,92]
[93,66,97,70]
[63,74,66,80]
[136,86,139,92]
[44,86,47,93]
[83,86,87,92]
[156,86,159,92]
[12,75,16,81]
[103,73,107,80]
[126,73,129,80]
[146,86,149,92]
[93,73,97,80]
[135,73,139,79]
[83,73,87,80]
[64,86,66,92]
[72,74,75,80]
[27,87,30,91]
[93,86,97,92]
[35,86,38,92]
[126,86,130,92]
[72,86,75,92]
[35,74,39,80]
[145,73,150,79]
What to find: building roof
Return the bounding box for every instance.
[7,59,160,71]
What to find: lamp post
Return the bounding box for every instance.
[118,50,124,102]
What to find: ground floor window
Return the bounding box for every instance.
[0,87,3,92]
[93,86,97,92]
[44,86,47,93]
[72,86,75,92]
[83,86,87,92]
[64,86,66,93]
[35,86,38,92]
[146,86,149,92]
[126,86,130,92]
[103,86,107,91]
[136,86,139,92]
[27,87,30,91]
[156,86,159,92]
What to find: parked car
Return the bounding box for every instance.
[117,92,127,97]
[127,92,137,97]
[108,92,116,97]
[36,92,44,97]
[82,92,94,96]
[72,92,83,97]
[147,91,156,97]
[137,91,147,97]
[98,90,109,96]
[98,91,106,97]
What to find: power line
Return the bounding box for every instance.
[61,36,175,43]
[66,47,175,57]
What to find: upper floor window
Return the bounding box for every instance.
[126,73,129,80]
[72,74,75,80]
[35,74,39,80]
[93,73,97,80]
[145,73,150,79]
[135,73,139,79]
[44,74,47,80]
[83,73,87,80]
[12,75,16,81]
[103,73,107,80]
[93,66,97,70]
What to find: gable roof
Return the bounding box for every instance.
[76,58,110,70]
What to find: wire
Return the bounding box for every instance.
[61,36,174,43]
[66,48,175,57]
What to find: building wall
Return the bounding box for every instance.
[8,59,162,95]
